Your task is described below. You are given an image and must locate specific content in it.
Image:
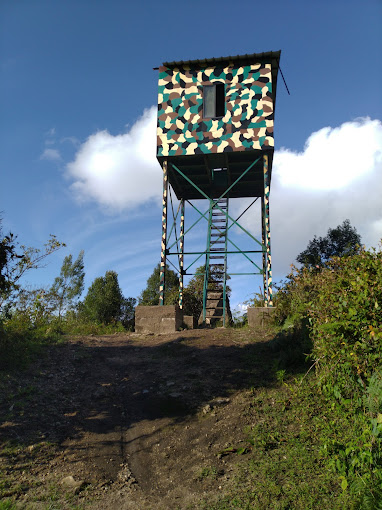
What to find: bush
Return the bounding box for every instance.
[276,244,382,505]
[309,247,382,396]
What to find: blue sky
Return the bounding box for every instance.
[1,0,382,313]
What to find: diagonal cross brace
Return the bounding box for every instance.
[171,160,263,248]
[183,199,262,273]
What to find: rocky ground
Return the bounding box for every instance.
[0,326,277,509]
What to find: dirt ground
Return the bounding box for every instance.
[0,327,277,509]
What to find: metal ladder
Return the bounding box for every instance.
[202,197,231,326]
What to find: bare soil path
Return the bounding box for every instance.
[0,327,277,509]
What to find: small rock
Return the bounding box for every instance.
[61,475,85,492]
[142,389,149,394]
[212,398,230,406]
[202,404,211,414]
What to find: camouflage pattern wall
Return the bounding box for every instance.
[157,62,274,157]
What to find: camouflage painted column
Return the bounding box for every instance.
[263,154,273,307]
[178,199,185,309]
[261,195,268,307]
[159,159,168,305]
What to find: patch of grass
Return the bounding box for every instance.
[197,466,218,481]
[38,483,60,502]
[193,374,355,509]
[0,500,17,510]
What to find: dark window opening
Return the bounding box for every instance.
[203,83,225,118]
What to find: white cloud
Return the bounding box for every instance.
[274,117,382,190]
[66,106,161,211]
[40,148,62,161]
[238,117,382,277]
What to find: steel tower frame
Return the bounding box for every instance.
[158,153,273,325]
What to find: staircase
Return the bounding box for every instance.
[201,198,232,326]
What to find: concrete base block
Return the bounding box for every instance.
[135,305,183,334]
[183,315,197,329]
[247,307,276,328]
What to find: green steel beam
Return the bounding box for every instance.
[168,250,263,255]
[167,197,181,244]
[227,272,263,275]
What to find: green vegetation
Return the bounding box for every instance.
[210,223,380,509]
[81,270,136,328]
[0,219,136,370]
[0,500,17,510]
[49,250,85,319]
[2,216,381,508]
[138,263,179,305]
[296,219,361,269]
[272,239,382,508]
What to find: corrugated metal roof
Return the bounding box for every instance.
[162,50,281,68]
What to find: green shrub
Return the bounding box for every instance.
[274,244,382,505]
[309,247,382,396]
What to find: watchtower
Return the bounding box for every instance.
[156,51,281,325]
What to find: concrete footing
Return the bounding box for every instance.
[183,315,197,329]
[247,307,276,328]
[135,305,183,334]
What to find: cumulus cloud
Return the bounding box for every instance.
[237,117,382,277]
[275,118,381,190]
[66,106,160,211]
[40,148,62,161]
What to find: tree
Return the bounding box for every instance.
[82,270,135,325]
[138,263,179,305]
[296,219,361,269]
[120,296,137,330]
[0,220,65,314]
[182,266,205,318]
[0,221,19,297]
[49,251,85,319]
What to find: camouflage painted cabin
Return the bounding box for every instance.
[156,51,281,199]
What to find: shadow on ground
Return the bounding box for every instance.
[0,327,309,508]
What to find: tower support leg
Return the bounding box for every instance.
[159,159,168,305]
[261,195,267,306]
[178,199,185,309]
[263,154,273,307]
